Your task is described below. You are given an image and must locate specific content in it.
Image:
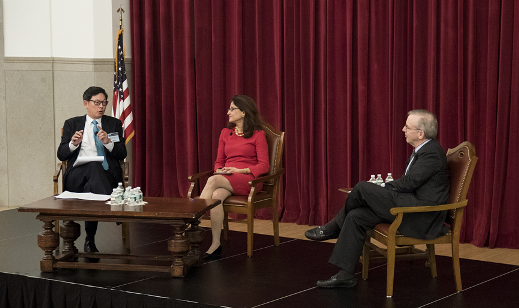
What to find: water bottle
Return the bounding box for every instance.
[368,175,376,184]
[135,187,143,204]
[111,188,120,205]
[124,186,132,202]
[128,189,137,206]
[117,182,124,193]
[376,174,384,185]
[385,173,394,183]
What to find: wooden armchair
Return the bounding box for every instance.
[53,137,130,248]
[361,141,478,297]
[187,122,285,257]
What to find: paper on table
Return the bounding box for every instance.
[73,156,104,167]
[56,191,111,201]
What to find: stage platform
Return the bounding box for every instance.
[1,208,518,308]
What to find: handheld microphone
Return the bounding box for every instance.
[230,132,233,136]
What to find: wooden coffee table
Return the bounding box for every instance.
[18,196,220,277]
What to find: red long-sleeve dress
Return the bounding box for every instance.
[214,128,270,195]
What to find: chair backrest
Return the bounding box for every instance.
[445,141,478,226]
[261,122,285,193]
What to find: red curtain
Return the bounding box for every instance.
[130,0,519,249]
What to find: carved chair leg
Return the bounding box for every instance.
[386,242,396,297]
[426,244,437,278]
[246,211,254,257]
[362,242,370,280]
[223,212,229,241]
[272,203,280,246]
[452,241,462,291]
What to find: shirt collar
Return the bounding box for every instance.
[86,114,102,125]
[414,139,431,154]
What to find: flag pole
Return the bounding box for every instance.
[113,4,134,144]
[117,5,125,30]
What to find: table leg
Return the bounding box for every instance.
[38,219,59,272]
[60,220,81,261]
[168,224,190,277]
[185,221,205,267]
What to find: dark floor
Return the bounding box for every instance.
[1,208,518,308]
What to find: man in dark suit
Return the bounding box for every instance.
[305,109,449,288]
[57,86,127,254]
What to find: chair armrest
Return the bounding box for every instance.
[248,168,285,187]
[390,200,468,215]
[53,162,63,183]
[122,161,129,177]
[187,170,214,182]
[187,170,214,199]
[53,163,64,195]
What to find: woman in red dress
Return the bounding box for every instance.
[200,95,270,260]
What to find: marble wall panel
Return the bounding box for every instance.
[5,68,54,206]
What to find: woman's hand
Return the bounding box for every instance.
[221,167,250,174]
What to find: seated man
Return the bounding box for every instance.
[57,86,127,254]
[305,109,450,288]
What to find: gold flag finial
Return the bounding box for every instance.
[117,5,125,29]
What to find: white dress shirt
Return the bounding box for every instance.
[68,115,114,157]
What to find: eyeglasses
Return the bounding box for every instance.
[89,100,109,107]
[228,107,240,112]
[404,125,421,131]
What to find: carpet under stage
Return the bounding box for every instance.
[0,209,518,308]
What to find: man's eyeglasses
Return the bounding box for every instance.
[89,100,109,107]
[404,125,421,131]
[228,107,240,112]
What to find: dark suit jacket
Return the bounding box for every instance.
[57,115,127,189]
[384,139,450,239]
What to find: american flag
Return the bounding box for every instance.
[113,27,134,144]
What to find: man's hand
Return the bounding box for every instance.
[72,130,83,146]
[96,126,112,144]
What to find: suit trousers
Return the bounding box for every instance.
[328,181,398,274]
[65,162,118,241]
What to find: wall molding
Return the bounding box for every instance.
[4,57,132,72]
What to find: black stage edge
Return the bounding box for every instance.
[1,208,519,308]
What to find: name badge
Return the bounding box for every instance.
[108,132,120,143]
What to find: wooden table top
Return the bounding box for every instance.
[18,196,221,220]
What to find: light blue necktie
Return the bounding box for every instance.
[92,120,108,170]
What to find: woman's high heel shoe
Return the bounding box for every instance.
[203,246,222,261]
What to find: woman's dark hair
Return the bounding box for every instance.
[227,95,264,138]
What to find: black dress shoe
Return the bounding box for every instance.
[317,275,357,288]
[305,226,339,241]
[84,241,99,253]
[203,246,222,261]
[84,241,100,263]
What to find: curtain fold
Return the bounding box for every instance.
[130,0,196,197]
[131,0,519,249]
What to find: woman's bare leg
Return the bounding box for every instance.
[200,175,233,254]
